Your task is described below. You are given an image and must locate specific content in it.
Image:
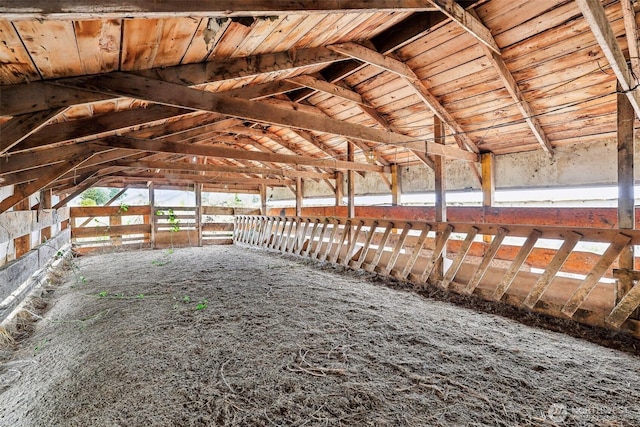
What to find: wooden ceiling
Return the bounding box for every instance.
[0,0,637,209]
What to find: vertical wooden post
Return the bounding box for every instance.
[347,142,355,218]
[335,172,344,207]
[14,188,32,258]
[481,152,495,244]
[617,82,635,309]
[41,188,53,242]
[195,183,203,247]
[433,116,446,280]
[391,164,402,206]
[149,182,156,249]
[260,184,268,215]
[295,177,303,217]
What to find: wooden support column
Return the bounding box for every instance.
[295,177,303,217]
[335,172,344,207]
[14,188,32,258]
[391,164,402,206]
[347,142,355,218]
[617,82,636,309]
[434,116,446,280]
[195,183,203,247]
[149,182,156,249]
[481,152,495,244]
[40,188,53,241]
[260,184,268,215]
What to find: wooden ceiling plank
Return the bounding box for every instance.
[0,1,436,20]
[0,108,66,154]
[576,0,640,119]
[113,171,293,187]
[428,0,500,54]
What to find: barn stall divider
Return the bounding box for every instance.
[235,215,640,339]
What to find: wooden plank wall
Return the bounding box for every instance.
[236,214,640,338]
[0,207,70,321]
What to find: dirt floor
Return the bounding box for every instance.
[1,245,640,426]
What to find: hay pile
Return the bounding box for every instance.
[0,245,639,426]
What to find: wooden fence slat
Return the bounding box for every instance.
[383,224,412,276]
[464,227,508,294]
[606,279,640,327]
[321,219,341,261]
[286,218,301,253]
[312,219,330,259]
[270,217,283,249]
[331,220,351,264]
[295,219,310,255]
[366,222,394,272]
[522,231,582,309]
[303,220,320,257]
[561,233,631,318]
[342,220,364,266]
[352,221,379,269]
[279,218,294,251]
[399,225,431,279]
[419,224,453,285]
[492,229,541,301]
[441,227,478,289]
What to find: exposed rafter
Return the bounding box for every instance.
[327,42,479,154]
[428,0,500,54]
[55,72,475,162]
[469,10,554,157]
[99,136,385,173]
[0,47,349,116]
[576,0,640,120]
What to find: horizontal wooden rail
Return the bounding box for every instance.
[70,205,245,252]
[235,215,640,339]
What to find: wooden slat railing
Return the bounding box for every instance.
[235,215,640,338]
[71,206,259,253]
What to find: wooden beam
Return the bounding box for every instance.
[328,42,478,153]
[10,105,194,152]
[117,160,331,180]
[114,171,292,187]
[434,116,446,279]
[576,0,640,119]
[101,136,383,173]
[260,184,267,215]
[1,47,348,116]
[428,0,500,54]
[347,142,355,218]
[391,164,402,206]
[0,1,436,20]
[621,0,640,81]
[295,177,303,217]
[481,153,494,208]
[1,150,91,212]
[0,108,66,154]
[62,72,425,149]
[618,83,636,308]
[335,171,344,207]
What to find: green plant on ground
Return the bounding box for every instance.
[196,299,209,310]
[98,291,108,297]
[182,295,191,303]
